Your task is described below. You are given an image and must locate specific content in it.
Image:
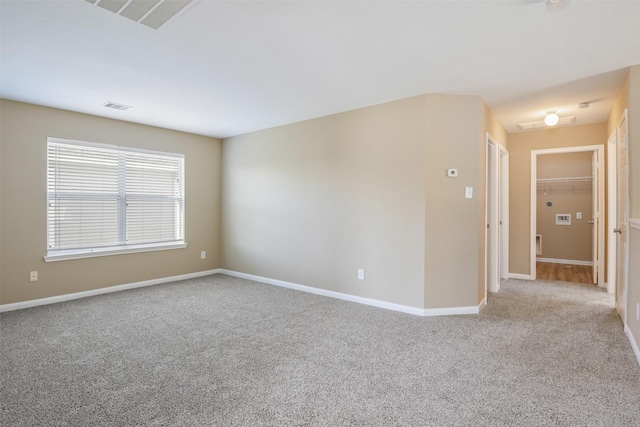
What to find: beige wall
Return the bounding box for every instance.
[485,104,508,147]
[222,96,427,308]
[536,152,593,261]
[423,94,487,308]
[508,123,607,276]
[0,100,222,305]
[1,93,505,312]
[223,94,500,310]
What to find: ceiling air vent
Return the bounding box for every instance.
[103,101,133,111]
[84,0,198,30]
[517,116,576,131]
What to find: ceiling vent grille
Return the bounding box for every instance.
[103,101,133,111]
[517,116,576,130]
[84,0,198,30]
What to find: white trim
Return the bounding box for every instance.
[607,131,617,294]
[629,218,640,229]
[536,257,593,266]
[44,242,188,262]
[423,306,480,316]
[509,273,534,280]
[625,325,640,368]
[0,269,221,313]
[530,145,605,284]
[616,110,630,325]
[500,148,510,281]
[220,269,481,317]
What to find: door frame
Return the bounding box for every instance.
[614,109,630,322]
[500,147,510,281]
[485,133,509,297]
[607,130,617,294]
[530,145,605,285]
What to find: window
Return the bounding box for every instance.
[46,138,185,261]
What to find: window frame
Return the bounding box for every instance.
[44,137,187,262]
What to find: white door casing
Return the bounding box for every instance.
[485,133,508,295]
[591,150,603,285]
[607,130,617,294]
[615,110,630,322]
[500,148,510,281]
[530,145,605,283]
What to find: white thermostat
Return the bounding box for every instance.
[447,169,459,177]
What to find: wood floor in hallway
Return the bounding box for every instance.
[536,262,594,285]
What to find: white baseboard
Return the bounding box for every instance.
[536,257,593,266]
[625,325,640,368]
[0,269,221,313]
[219,269,480,317]
[509,273,534,280]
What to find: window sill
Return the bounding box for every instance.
[44,242,188,262]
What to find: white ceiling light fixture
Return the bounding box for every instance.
[544,111,560,126]
[517,115,576,131]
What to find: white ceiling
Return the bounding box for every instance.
[1,0,639,139]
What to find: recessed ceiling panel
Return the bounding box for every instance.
[140,0,192,30]
[96,0,128,14]
[120,0,161,22]
[84,0,195,30]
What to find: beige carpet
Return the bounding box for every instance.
[1,274,639,426]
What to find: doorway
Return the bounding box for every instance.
[612,110,630,321]
[530,145,605,287]
[485,133,509,297]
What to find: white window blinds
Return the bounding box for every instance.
[47,138,184,258]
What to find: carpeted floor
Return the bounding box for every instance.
[1,274,639,426]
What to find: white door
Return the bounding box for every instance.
[607,131,617,294]
[486,135,505,295]
[591,151,598,284]
[615,110,629,321]
[488,142,499,293]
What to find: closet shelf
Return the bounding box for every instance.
[536,176,592,184]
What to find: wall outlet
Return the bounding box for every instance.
[357,269,365,280]
[200,251,206,259]
[576,212,582,219]
[30,271,38,282]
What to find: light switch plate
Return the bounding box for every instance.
[465,187,473,199]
